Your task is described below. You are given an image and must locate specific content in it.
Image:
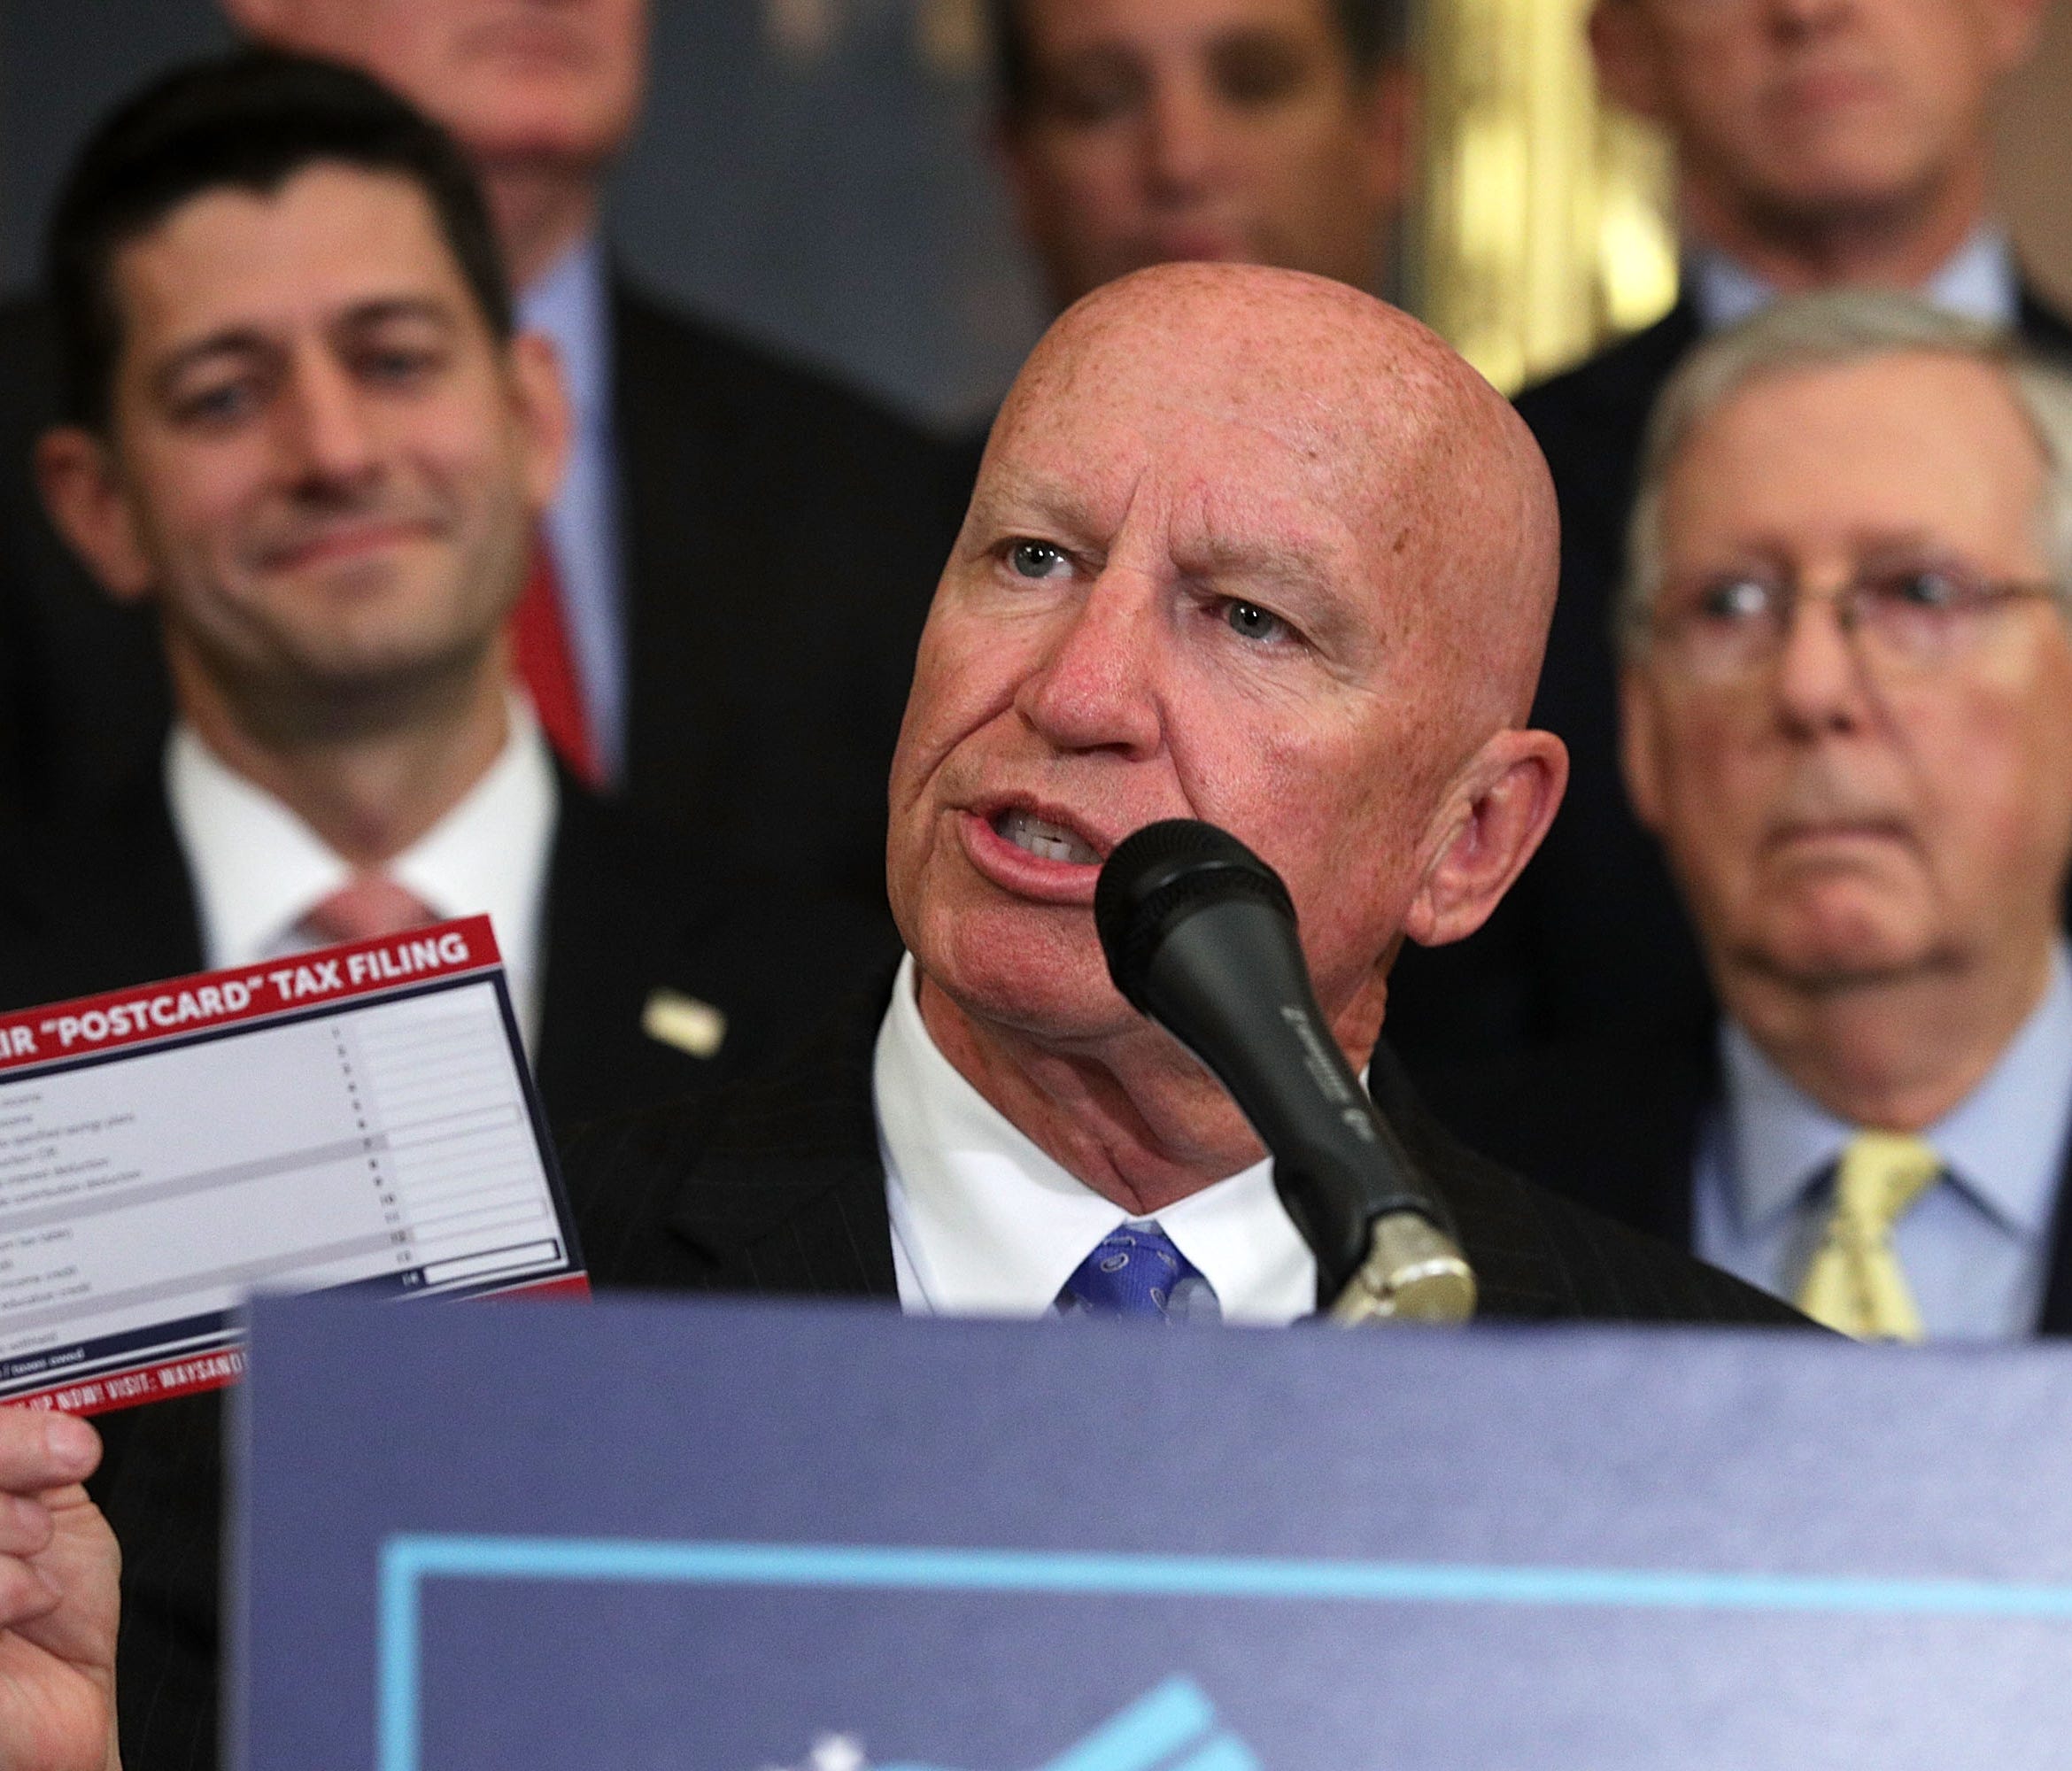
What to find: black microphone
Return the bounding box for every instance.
[1094,818,1475,1324]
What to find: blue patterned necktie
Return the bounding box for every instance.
[1061,1222,1203,1320]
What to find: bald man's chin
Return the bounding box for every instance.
[915,915,1141,1052]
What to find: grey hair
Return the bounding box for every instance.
[1617,289,2072,655]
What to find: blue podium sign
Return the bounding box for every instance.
[237,1296,2072,1770]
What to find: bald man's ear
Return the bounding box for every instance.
[1400,729,1568,949]
[34,427,156,607]
[1589,0,1666,123]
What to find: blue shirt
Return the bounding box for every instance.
[1689,228,2020,333]
[1694,949,2072,1339]
[517,236,628,784]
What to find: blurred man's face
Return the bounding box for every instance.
[1591,0,2037,233]
[227,0,647,175]
[1621,353,2072,999]
[1001,0,1407,308]
[886,303,1475,1051]
[50,164,563,710]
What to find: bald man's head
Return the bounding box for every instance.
[990,264,1559,736]
[891,262,1567,1057]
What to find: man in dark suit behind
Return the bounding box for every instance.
[0,0,956,907]
[1424,291,2072,1342]
[1386,0,2071,1063]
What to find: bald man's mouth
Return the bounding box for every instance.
[961,799,1111,905]
[994,808,1101,866]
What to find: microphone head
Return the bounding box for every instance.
[1095,819,1297,1011]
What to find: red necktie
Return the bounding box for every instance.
[511,536,602,785]
[297,875,439,947]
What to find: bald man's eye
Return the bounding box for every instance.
[1225,599,1290,643]
[1007,539,1073,580]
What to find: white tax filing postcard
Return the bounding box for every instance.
[0,914,586,1414]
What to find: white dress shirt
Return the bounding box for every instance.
[164,704,559,1049]
[873,954,1317,1322]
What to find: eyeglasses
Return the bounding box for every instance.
[1639,561,2061,683]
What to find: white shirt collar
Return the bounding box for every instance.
[1689,227,2019,333]
[1720,943,2072,1239]
[164,700,559,1048]
[873,953,1317,1322]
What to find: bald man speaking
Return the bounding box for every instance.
[0,267,1798,1771]
[574,264,1799,1324]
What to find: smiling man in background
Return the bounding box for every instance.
[1,0,956,909]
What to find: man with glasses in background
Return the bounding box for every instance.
[1387,0,2070,1063]
[1424,292,2072,1340]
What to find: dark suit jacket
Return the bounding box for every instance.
[1384,282,2072,1069]
[0,281,959,903]
[1415,1037,2072,1337]
[96,970,1804,1771]
[568,975,1809,1324]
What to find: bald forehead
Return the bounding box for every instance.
[1015,269,1448,472]
[985,265,1558,713]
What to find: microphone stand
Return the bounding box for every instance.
[1325,1210,1477,1325]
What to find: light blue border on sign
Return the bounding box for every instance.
[375,1535,2072,1771]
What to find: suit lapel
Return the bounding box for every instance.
[1367,1043,1568,1319]
[660,977,900,1298]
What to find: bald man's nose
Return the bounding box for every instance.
[277,352,381,490]
[1016,571,1165,756]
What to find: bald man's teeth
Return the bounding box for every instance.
[995,809,1100,866]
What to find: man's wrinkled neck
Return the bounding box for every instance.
[910,962,1388,1214]
[913,966,1269,1215]
[1716,933,2057,1133]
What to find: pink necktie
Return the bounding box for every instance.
[297,875,438,947]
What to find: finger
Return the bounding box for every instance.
[0,1411,98,1494]
[0,1491,57,1559]
[0,1551,62,1630]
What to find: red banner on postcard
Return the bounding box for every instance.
[0,915,503,1075]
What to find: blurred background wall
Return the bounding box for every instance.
[4,0,2069,424]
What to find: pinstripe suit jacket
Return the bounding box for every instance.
[569,977,1808,1325]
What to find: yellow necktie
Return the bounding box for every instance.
[1795,1132,1941,1342]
